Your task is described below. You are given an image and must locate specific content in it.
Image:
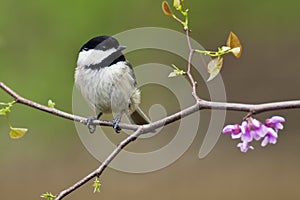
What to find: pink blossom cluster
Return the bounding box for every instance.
[222,116,285,152]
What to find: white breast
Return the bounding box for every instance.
[75,61,140,115]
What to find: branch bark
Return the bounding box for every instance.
[55,127,144,199]
[1,81,300,200]
[2,81,300,133]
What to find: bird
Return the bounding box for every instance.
[75,35,150,133]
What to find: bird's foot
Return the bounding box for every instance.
[86,113,102,134]
[112,114,122,133]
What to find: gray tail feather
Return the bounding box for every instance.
[130,106,151,125]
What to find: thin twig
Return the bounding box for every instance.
[185,28,200,102]
[54,127,144,200]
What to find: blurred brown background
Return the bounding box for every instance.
[1,0,300,199]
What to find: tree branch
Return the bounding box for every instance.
[2,81,300,199]
[1,81,299,132]
[54,127,144,200]
[0,81,139,131]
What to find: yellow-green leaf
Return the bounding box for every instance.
[226,31,242,58]
[48,99,56,108]
[0,108,7,115]
[207,57,223,81]
[9,127,28,139]
[173,0,181,9]
[93,177,101,193]
[162,1,173,16]
[41,192,57,200]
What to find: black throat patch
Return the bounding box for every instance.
[85,51,126,70]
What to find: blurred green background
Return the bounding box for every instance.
[1,0,300,199]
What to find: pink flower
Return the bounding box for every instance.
[261,127,278,147]
[222,124,242,139]
[265,116,285,131]
[237,141,254,152]
[222,116,285,152]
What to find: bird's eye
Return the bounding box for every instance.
[83,47,89,51]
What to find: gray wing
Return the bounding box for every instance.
[126,61,137,86]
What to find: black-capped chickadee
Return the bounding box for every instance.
[75,35,150,133]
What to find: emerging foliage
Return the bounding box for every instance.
[0,101,15,115]
[162,0,189,30]
[41,192,57,200]
[162,1,242,82]
[226,31,242,58]
[48,99,56,108]
[196,32,242,81]
[93,177,101,193]
[168,64,186,77]
[0,100,28,138]
[207,57,224,81]
[9,127,28,139]
[162,1,173,16]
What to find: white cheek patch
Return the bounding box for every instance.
[77,48,117,67]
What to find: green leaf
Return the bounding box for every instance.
[173,0,181,10]
[0,108,7,115]
[0,101,14,115]
[0,103,13,115]
[48,99,56,108]
[207,57,223,82]
[169,64,186,78]
[41,192,57,200]
[9,127,28,139]
[93,177,101,193]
